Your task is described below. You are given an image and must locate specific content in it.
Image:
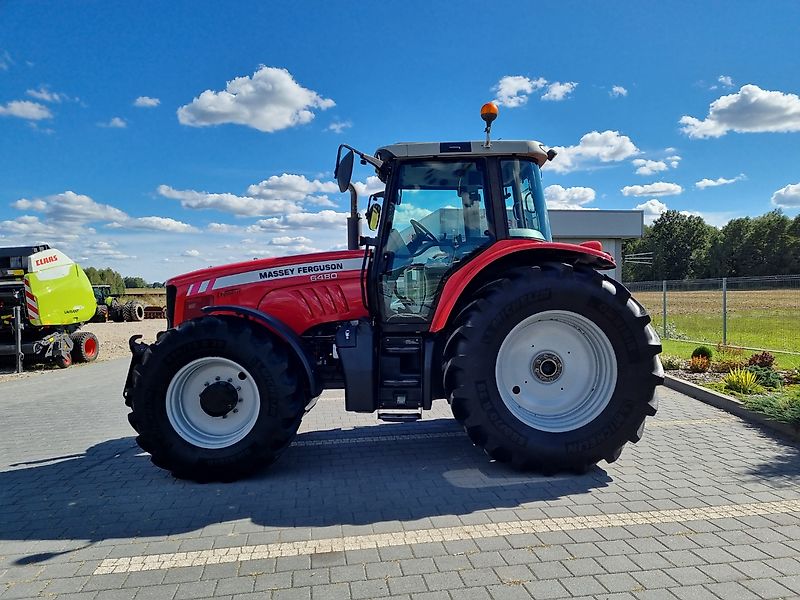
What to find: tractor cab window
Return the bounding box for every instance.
[501,159,552,242]
[380,160,492,322]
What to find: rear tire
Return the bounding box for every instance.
[71,331,99,363]
[443,263,662,473]
[92,305,109,323]
[124,302,145,322]
[110,301,124,322]
[127,316,307,482]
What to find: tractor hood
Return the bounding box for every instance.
[167,250,365,290]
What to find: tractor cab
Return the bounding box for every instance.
[334,108,557,325]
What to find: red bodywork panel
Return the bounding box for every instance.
[428,239,615,332]
[168,250,368,334]
[167,240,613,335]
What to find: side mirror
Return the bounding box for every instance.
[335,149,355,193]
[366,203,381,231]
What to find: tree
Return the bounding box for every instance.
[123,276,149,289]
[83,266,125,295]
[643,211,716,280]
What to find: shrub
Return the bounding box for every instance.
[711,358,747,373]
[688,356,710,373]
[786,369,800,385]
[723,367,763,395]
[716,343,744,359]
[747,351,775,369]
[691,346,714,361]
[746,365,782,389]
[743,390,800,427]
[660,355,684,370]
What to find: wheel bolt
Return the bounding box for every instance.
[222,414,227,419]
[215,376,220,381]
[236,386,241,391]
[227,378,232,382]
[204,382,209,387]
[232,408,238,414]
[238,398,243,403]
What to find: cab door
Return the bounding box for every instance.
[373,158,495,326]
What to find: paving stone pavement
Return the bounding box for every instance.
[1,358,799,599]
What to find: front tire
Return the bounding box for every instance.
[127,316,307,481]
[443,263,662,473]
[71,331,99,363]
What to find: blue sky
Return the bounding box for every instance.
[1,1,799,281]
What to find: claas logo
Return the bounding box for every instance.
[34,255,59,267]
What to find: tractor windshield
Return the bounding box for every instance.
[379,159,493,322]
[500,159,552,242]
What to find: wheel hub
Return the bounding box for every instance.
[532,351,563,383]
[495,310,618,433]
[199,381,239,417]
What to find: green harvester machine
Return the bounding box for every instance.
[0,245,100,371]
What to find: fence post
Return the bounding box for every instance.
[662,280,667,339]
[722,277,727,347]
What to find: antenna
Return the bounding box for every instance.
[480,102,498,148]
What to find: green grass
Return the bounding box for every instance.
[660,339,800,369]
[634,288,800,361]
[741,386,800,427]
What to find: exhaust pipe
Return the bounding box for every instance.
[346,183,361,250]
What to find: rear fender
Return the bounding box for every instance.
[202,305,323,398]
[429,240,615,333]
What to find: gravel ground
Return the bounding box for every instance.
[0,319,165,382]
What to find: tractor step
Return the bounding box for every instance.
[377,409,422,422]
[382,378,420,387]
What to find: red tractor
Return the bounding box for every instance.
[125,105,663,482]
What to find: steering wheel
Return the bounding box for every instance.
[410,219,437,244]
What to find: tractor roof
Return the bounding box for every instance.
[376,140,551,167]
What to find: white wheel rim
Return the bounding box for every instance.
[495,310,617,433]
[166,357,260,449]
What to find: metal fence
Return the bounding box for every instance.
[626,274,800,355]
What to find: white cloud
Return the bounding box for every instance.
[544,185,596,209]
[493,75,547,107]
[134,96,160,108]
[632,159,668,176]
[246,173,339,201]
[666,154,682,168]
[98,117,127,128]
[177,65,335,132]
[11,190,195,233]
[621,182,683,197]
[634,199,669,225]
[207,222,242,233]
[13,191,128,222]
[354,175,385,197]
[183,249,201,257]
[695,174,746,189]
[326,120,352,133]
[0,100,52,120]
[718,75,734,88]
[269,236,313,246]
[610,85,628,97]
[771,183,800,208]
[549,130,639,173]
[0,50,11,71]
[541,81,578,101]
[26,86,67,103]
[680,84,800,138]
[116,216,197,233]
[158,184,301,217]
